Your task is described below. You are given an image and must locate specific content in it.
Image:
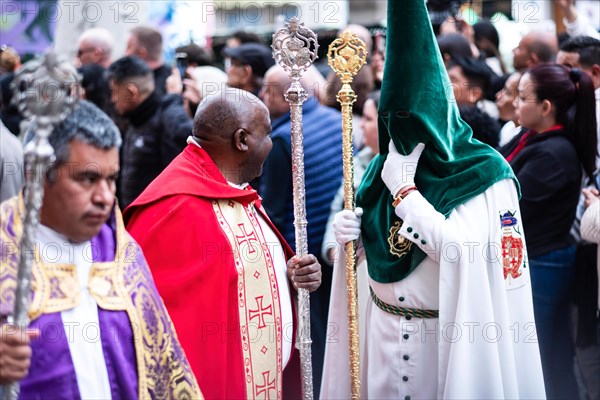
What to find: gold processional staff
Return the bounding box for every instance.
[327,31,367,400]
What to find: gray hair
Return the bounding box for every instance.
[78,27,114,56]
[25,100,121,166]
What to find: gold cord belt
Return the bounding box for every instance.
[369,286,439,319]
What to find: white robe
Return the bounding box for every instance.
[321,178,546,399]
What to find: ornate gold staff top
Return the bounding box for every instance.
[3,53,79,400]
[327,30,367,400]
[271,16,318,400]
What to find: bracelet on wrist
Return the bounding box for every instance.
[399,185,417,197]
[392,186,417,207]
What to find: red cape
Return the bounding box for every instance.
[124,144,301,399]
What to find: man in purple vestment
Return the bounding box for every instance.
[0,100,202,399]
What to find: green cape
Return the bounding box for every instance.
[355,0,518,283]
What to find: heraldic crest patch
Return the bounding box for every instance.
[388,220,413,258]
[499,210,528,289]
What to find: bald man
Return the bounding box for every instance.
[512,31,559,72]
[77,27,114,68]
[123,88,322,399]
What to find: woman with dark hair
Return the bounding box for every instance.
[503,63,597,399]
[436,32,474,67]
[496,71,522,146]
[473,19,507,75]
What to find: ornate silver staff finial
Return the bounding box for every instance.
[3,52,80,400]
[272,16,319,80]
[271,17,318,400]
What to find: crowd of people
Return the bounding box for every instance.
[0,0,599,398]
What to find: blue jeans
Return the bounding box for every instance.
[530,245,579,399]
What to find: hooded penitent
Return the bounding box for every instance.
[355,0,517,283]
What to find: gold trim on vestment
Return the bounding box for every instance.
[0,196,202,399]
[212,199,283,399]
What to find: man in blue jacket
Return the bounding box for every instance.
[259,65,343,398]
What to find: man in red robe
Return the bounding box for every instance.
[124,88,322,399]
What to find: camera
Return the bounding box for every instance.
[174,52,188,79]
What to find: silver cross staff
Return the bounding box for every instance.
[2,52,79,400]
[271,17,319,400]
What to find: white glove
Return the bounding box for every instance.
[381,142,425,197]
[332,208,363,245]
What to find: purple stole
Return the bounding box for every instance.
[22,224,138,399]
[0,196,201,399]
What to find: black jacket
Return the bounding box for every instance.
[0,73,24,136]
[119,92,192,209]
[501,128,582,257]
[153,64,172,98]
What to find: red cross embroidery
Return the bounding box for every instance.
[502,247,510,265]
[235,223,258,254]
[509,249,520,269]
[502,236,523,279]
[255,370,276,398]
[249,296,272,329]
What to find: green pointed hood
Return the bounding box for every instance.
[355,0,518,283]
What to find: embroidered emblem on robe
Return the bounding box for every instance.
[388,220,413,258]
[499,210,527,289]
